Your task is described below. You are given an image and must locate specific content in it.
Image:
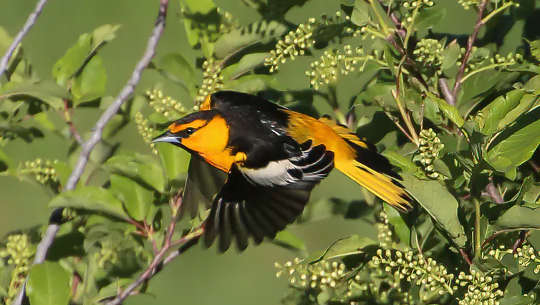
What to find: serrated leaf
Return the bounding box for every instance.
[401,175,467,248]
[71,55,107,105]
[441,40,460,71]
[214,21,287,59]
[476,89,526,135]
[426,92,464,127]
[493,205,540,231]
[156,143,190,182]
[92,24,121,49]
[27,262,71,305]
[156,52,196,93]
[105,153,165,192]
[0,80,68,110]
[528,39,540,61]
[49,187,128,219]
[415,7,446,29]
[273,230,306,252]
[486,109,540,173]
[52,33,92,86]
[110,174,154,221]
[182,0,215,14]
[221,53,268,80]
[351,0,369,26]
[309,235,376,263]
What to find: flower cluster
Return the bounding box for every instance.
[307,45,384,90]
[20,158,59,184]
[457,48,523,75]
[276,258,348,291]
[458,0,518,10]
[417,128,444,179]
[455,269,503,305]
[195,58,223,106]
[134,112,158,155]
[402,0,435,27]
[145,89,187,120]
[376,210,394,248]
[0,234,35,303]
[413,38,444,72]
[370,249,456,299]
[265,18,316,73]
[514,244,540,273]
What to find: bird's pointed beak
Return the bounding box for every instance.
[152,130,181,144]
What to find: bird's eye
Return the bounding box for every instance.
[185,127,196,135]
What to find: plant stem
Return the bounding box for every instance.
[473,197,482,257]
[452,0,489,98]
[482,2,514,24]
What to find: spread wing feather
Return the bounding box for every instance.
[204,141,334,252]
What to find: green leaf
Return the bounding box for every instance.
[27,262,71,305]
[156,52,196,93]
[91,24,121,49]
[0,147,12,170]
[105,153,165,192]
[52,161,71,187]
[415,7,446,29]
[214,21,287,59]
[351,0,369,26]
[71,55,107,104]
[0,80,68,110]
[493,205,540,231]
[528,39,540,61]
[156,143,190,182]
[48,186,128,219]
[486,109,540,174]
[401,175,467,248]
[110,174,154,221]
[441,39,460,71]
[476,89,526,135]
[52,33,92,86]
[221,53,269,80]
[382,150,422,174]
[182,0,216,14]
[383,204,410,246]
[309,235,376,263]
[273,230,306,252]
[426,92,464,127]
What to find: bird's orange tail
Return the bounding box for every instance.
[319,118,412,212]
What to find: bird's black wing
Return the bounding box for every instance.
[204,141,334,252]
[181,154,228,218]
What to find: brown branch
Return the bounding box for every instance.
[438,78,455,106]
[0,0,49,80]
[512,230,530,254]
[105,194,203,305]
[12,1,170,304]
[452,0,489,98]
[62,99,83,144]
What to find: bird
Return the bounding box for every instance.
[152,91,412,252]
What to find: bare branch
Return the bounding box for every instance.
[452,0,489,98]
[0,0,49,80]
[12,1,171,304]
[438,78,455,106]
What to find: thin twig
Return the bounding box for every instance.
[63,99,83,144]
[512,230,529,254]
[452,0,489,98]
[12,1,170,304]
[0,0,49,80]
[438,78,455,106]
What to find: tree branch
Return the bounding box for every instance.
[12,1,170,304]
[105,193,204,305]
[451,0,489,99]
[0,0,49,80]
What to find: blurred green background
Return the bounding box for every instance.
[0,0,514,304]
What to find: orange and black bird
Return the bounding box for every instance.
[153,91,412,251]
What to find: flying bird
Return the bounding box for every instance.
[153,91,411,251]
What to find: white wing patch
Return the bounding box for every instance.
[239,141,334,187]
